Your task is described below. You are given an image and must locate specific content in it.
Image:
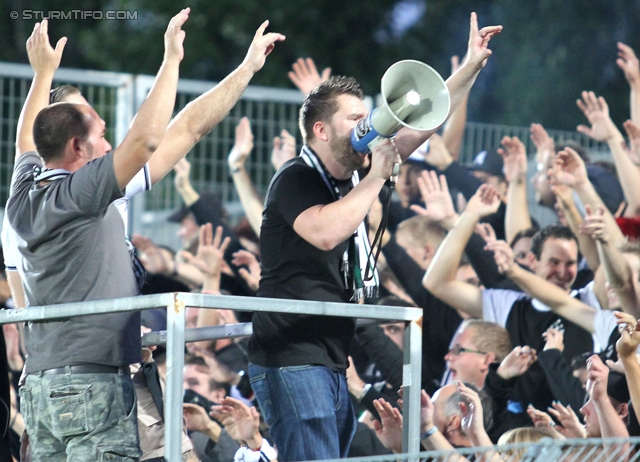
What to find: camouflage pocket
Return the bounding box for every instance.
[48,384,93,437]
[98,443,141,461]
[18,386,34,432]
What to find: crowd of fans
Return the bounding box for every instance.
[3,14,640,462]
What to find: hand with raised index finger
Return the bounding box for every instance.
[164,8,189,62]
[243,20,286,74]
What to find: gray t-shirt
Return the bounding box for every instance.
[6,151,141,372]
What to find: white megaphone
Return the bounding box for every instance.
[351,60,451,154]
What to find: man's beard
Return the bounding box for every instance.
[330,130,364,172]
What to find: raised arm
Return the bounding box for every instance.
[393,13,502,159]
[228,117,263,236]
[113,8,187,189]
[576,91,640,216]
[617,42,640,124]
[499,136,532,243]
[441,55,468,160]
[615,311,640,429]
[553,147,625,245]
[17,20,67,158]
[587,354,630,440]
[486,239,596,333]
[146,20,285,185]
[580,205,639,317]
[288,57,331,95]
[423,184,501,318]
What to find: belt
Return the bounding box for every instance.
[38,365,129,375]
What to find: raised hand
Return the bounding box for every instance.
[586,354,609,403]
[580,204,608,242]
[576,91,617,142]
[552,147,589,188]
[131,233,173,275]
[228,117,254,171]
[288,57,331,94]
[465,184,502,218]
[217,397,263,448]
[498,136,527,183]
[271,128,296,171]
[164,8,189,62]
[410,170,457,227]
[623,120,640,166]
[372,398,403,453]
[183,402,219,434]
[231,250,261,291]
[181,224,231,279]
[617,42,640,87]
[497,346,537,380]
[458,381,487,444]
[547,402,587,438]
[527,405,554,428]
[475,223,497,244]
[542,328,565,352]
[26,20,67,75]
[530,123,555,154]
[464,12,502,71]
[484,239,514,274]
[614,310,640,359]
[173,157,192,192]
[242,21,285,74]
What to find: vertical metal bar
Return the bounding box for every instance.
[164,294,186,461]
[401,319,422,461]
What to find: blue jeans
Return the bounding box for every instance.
[249,363,356,461]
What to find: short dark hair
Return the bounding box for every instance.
[33,103,90,163]
[298,76,363,143]
[509,227,539,249]
[49,85,81,104]
[530,225,578,260]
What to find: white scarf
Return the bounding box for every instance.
[300,146,379,302]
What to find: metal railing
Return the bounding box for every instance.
[0,292,423,461]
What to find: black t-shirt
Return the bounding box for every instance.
[248,157,357,371]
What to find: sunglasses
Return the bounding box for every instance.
[449,344,487,356]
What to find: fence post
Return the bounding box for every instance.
[402,318,423,461]
[164,293,186,461]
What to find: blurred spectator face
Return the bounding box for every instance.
[444,326,489,388]
[572,366,588,388]
[530,238,578,292]
[396,232,429,270]
[381,323,404,350]
[472,171,507,197]
[456,264,483,288]
[580,398,601,437]
[184,363,211,398]
[178,215,200,249]
[532,150,556,208]
[512,237,534,269]
[396,164,422,207]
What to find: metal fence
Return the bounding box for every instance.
[0,292,423,462]
[0,62,613,244]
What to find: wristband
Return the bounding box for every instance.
[420,426,438,440]
[358,383,372,402]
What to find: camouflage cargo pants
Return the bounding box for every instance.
[20,370,142,461]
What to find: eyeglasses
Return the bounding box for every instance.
[448,344,487,356]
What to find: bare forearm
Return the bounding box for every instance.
[595,399,629,438]
[574,182,625,245]
[442,93,469,160]
[150,63,257,183]
[16,71,55,156]
[607,131,640,216]
[507,265,596,332]
[597,240,639,316]
[505,180,532,244]
[561,200,600,271]
[632,86,640,125]
[231,168,264,237]
[621,356,640,417]
[294,174,386,250]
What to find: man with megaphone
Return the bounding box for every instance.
[248,13,502,461]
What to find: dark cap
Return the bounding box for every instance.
[607,371,630,404]
[586,164,624,216]
[471,149,504,177]
[167,192,226,223]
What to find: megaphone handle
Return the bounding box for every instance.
[390,162,400,185]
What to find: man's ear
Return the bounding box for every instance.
[312,120,329,142]
[447,414,461,435]
[616,402,629,420]
[527,252,538,272]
